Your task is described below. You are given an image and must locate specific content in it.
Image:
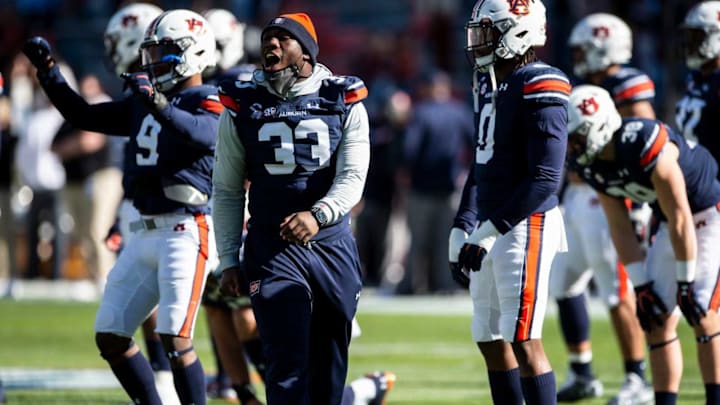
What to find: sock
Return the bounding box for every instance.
[521,371,556,405]
[145,337,171,372]
[558,295,590,344]
[568,350,594,379]
[341,384,357,405]
[244,338,266,381]
[172,358,206,405]
[348,376,376,405]
[624,359,646,380]
[487,368,523,405]
[706,384,720,404]
[109,351,162,405]
[654,391,678,405]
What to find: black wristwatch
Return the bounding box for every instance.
[311,206,328,227]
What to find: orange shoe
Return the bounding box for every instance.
[365,371,396,405]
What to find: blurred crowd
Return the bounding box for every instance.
[0,0,705,296]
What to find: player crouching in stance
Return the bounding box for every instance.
[23,9,220,405]
[449,0,570,403]
[567,84,720,405]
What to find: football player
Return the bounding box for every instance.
[212,10,385,405]
[677,1,720,169]
[101,4,181,405]
[568,84,720,405]
[449,0,570,403]
[23,9,220,405]
[199,8,265,404]
[551,13,654,404]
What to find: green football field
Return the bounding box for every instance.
[0,298,703,404]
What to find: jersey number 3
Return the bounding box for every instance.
[259,119,331,175]
[476,103,496,164]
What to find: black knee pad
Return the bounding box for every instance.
[95,333,134,360]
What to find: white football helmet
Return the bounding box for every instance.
[203,8,246,70]
[140,9,216,92]
[104,3,163,77]
[682,1,720,70]
[568,13,632,78]
[567,84,622,165]
[465,0,547,71]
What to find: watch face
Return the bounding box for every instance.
[313,209,327,225]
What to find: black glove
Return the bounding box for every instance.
[634,281,668,332]
[450,262,469,289]
[677,281,706,327]
[22,36,55,72]
[458,243,487,273]
[120,72,169,111]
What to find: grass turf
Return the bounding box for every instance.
[0,299,703,404]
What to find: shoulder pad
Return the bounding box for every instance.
[217,78,257,114]
[322,75,368,105]
[521,63,571,105]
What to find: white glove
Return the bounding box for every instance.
[448,227,468,262]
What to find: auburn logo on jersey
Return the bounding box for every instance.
[578,97,599,115]
[507,0,530,16]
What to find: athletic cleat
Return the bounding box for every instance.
[366,371,396,405]
[606,373,654,405]
[557,370,603,402]
[206,379,239,403]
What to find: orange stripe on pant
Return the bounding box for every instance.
[616,261,628,300]
[179,213,209,337]
[514,213,544,342]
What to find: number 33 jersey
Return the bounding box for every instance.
[675,70,720,164]
[579,117,720,218]
[217,74,367,228]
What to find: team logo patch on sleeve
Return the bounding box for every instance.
[249,280,261,296]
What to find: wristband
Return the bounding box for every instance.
[624,261,648,286]
[676,259,697,282]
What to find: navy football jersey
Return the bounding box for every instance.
[218,74,368,231]
[600,66,655,107]
[675,70,720,169]
[468,61,570,233]
[36,66,221,215]
[580,118,720,218]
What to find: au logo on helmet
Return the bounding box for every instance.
[592,26,610,39]
[185,18,204,32]
[578,97,599,115]
[121,15,138,28]
[507,0,531,16]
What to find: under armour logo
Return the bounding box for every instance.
[185,18,203,31]
[593,26,610,39]
[173,223,186,232]
[578,97,599,115]
[498,83,509,91]
[696,219,707,229]
[121,15,138,27]
[507,0,530,16]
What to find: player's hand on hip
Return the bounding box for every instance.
[634,281,668,332]
[23,36,55,72]
[220,266,248,297]
[677,281,706,327]
[448,227,470,288]
[280,211,318,247]
[120,72,168,111]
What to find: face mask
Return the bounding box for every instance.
[267,64,300,96]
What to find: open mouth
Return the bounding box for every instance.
[264,53,280,69]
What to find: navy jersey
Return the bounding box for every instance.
[600,66,655,107]
[676,70,720,170]
[36,66,221,215]
[457,62,570,233]
[218,74,368,233]
[580,118,720,219]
